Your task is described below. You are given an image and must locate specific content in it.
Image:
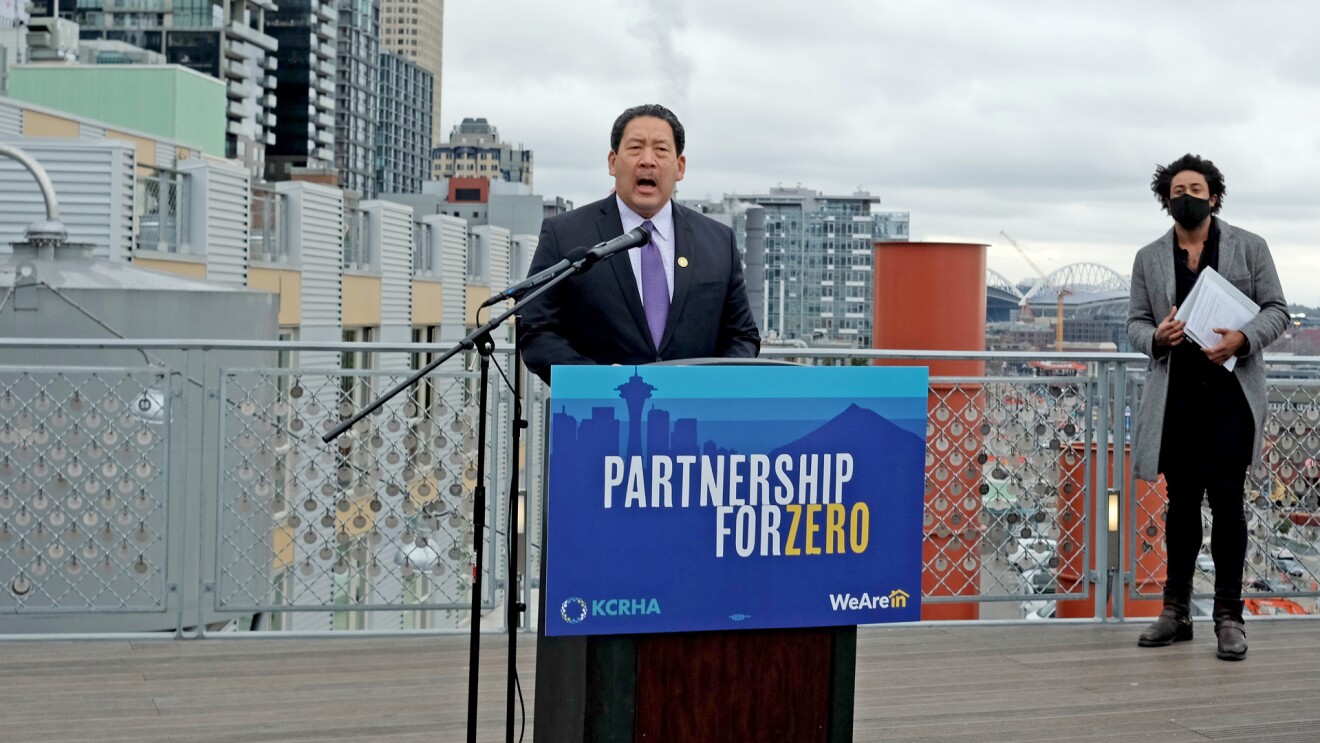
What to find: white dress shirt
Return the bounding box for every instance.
[616,196,675,304]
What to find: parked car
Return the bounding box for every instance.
[1246,577,1290,593]
[1022,600,1056,620]
[1271,557,1306,578]
[1017,568,1059,596]
[1269,547,1297,561]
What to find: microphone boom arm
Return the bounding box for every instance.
[322,254,583,442]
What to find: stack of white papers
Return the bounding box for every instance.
[1172,267,1259,372]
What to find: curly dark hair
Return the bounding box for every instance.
[1150,153,1226,214]
[610,104,685,155]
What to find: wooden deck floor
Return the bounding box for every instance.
[2,620,1318,742]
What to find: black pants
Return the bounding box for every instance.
[1163,465,1248,600]
[1159,375,1254,601]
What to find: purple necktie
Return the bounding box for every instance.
[640,219,669,349]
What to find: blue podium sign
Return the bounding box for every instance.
[544,365,927,636]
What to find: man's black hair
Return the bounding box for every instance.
[1150,153,1226,214]
[610,104,685,155]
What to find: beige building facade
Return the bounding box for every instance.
[432,117,533,187]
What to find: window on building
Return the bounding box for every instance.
[467,235,489,282]
[410,325,440,411]
[341,326,377,409]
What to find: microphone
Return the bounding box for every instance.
[481,226,652,309]
[480,245,589,308]
[581,225,651,267]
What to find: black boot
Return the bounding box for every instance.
[1138,588,1193,647]
[1213,598,1247,661]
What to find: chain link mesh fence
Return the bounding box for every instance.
[2,343,1318,635]
[1126,371,1320,610]
[0,367,175,614]
[213,361,508,632]
[922,375,1095,616]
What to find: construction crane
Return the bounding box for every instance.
[1000,230,1071,352]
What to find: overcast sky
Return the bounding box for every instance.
[443,1,1320,305]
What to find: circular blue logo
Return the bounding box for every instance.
[560,597,588,624]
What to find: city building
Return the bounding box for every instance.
[78,39,166,65]
[375,51,433,195]
[432,117,532,187]
[543,195,574,219]
[1,95,210,262]
[40,0,279,174]
[336,0,381,198]
[0,0,26,28]
[378,0,442,149]
[379,177,541,293]
[6,65,227,158]
[1,92,511,352]
[265,0,338,181]
[696,187,910,348]
[0,0,31,71]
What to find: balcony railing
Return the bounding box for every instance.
[250,187,287,263]
[134,166,187,254]
[342,207,369,270]
[413,221,434,277]
[0,340,1316,638]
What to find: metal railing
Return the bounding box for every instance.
[413,220,434,277]
[134,167,188,254]
[250,187,288,263]
[342,207,368,270]
[1,340,1317,638]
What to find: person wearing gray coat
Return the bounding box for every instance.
[1127,154,1289,661]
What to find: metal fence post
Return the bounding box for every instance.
[1112,364,1129,620]
[1093,362,1111,620]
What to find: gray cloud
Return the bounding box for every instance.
[624,0,694,111]
[442,0,1320,303]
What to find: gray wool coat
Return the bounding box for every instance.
[1126,218,1290,482]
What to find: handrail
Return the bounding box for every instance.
[2,338,1319,367]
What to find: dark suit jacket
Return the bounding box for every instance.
[518,196,760,383]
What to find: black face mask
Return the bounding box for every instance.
[1169,193,1213,229]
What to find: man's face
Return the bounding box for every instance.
[609,116,686,218]
[1169,170,1218,210]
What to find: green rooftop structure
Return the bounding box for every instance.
[7,65,227,157]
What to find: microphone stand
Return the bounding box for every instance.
[323,256,586,743]
[505,337,526,743]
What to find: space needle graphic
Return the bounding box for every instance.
[616,369,656,460]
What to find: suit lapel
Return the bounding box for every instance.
[598,199,652,348]
[1159,226,1176,306]
[659,205,696,353]
[1216,218,1240,275]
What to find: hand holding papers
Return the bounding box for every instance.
[1173,267,1259,371]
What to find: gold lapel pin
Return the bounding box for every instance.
[677,256,689,268]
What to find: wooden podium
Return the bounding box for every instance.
[532,600,857,741]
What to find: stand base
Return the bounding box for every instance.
[534,627,856,742]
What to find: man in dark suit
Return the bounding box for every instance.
[519,104,760,383]
[525,105,760,741]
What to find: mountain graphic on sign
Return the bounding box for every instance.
[770,403,924,461]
